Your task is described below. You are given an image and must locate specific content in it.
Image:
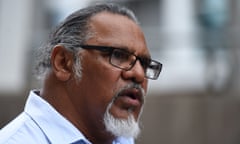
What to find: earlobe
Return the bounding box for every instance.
[51,45,73,81]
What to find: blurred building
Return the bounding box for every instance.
[1,0,240,144]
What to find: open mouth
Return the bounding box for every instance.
[108,85,145,119]
[117,87,143,108]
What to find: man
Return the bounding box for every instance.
[0,3,162,144]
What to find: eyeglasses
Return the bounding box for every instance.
[79,45,162,80]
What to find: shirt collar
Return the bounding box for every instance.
[24,90,91,144]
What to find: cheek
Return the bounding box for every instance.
[96,68,122,100]
[83,58,122,103]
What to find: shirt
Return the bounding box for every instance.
[0,90,134,144]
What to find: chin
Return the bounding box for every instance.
[103,103,141,139]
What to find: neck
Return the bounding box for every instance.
[40,73,115,144]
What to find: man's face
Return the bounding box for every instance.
[70,12,149,137]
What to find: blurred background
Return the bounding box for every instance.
[1,0,240,143]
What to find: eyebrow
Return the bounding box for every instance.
[114,45,151,59]
[81,44,152,60]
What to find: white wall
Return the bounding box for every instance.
[149,0,206,94]
[0,0,33,94]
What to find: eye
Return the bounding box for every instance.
[112,49,131,62]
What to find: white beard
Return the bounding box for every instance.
[103,100,142,139]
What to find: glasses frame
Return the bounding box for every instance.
[78,45,162,80]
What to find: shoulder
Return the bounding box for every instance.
[0,112,49,144]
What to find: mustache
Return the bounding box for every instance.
[113,83,146,103]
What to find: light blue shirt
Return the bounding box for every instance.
[0,90,134,144]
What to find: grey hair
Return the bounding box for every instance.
[34,3,139,80]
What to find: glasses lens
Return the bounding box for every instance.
[145,60,162,79]
[110,49,135,70]
[110,48,162,80]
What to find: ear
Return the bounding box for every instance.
[51,45,74,81]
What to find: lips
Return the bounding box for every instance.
[117,87,143,108]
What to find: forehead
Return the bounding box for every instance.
[88,12,150,57]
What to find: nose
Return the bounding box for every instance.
[121,60,145,83]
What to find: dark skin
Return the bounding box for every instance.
[41,12,149,144]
